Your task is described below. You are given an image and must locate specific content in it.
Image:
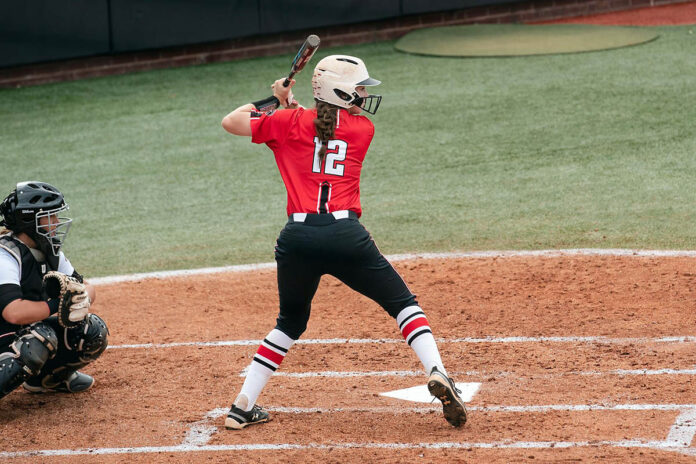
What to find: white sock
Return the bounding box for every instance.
[234,328,295,411]
[396,306,447,376]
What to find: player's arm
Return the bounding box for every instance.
[0,280,52,326]
[1,297,52,326]
[0,252,50,325]
[221,78,300,137]
[0,275,94,326]
[222,103,255,137]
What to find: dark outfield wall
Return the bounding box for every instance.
[0,0,524,68]
[0,0,110,67]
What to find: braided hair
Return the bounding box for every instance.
[313,100,339,163]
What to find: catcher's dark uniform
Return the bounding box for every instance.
[251,107,418,340]
[0,233,108,398]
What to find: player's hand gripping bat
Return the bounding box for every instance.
[253,35,320,113]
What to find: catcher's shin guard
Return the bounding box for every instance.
[66,314,109,362]
[0,322,58,399]
[28,314,109,388]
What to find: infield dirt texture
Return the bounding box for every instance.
[1,4,695,463]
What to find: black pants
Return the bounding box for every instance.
[274,213,417,340]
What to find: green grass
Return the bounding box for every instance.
[1,26,695,277]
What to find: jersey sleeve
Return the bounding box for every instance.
[0,248,20,286]
[0,284,22,315]
[0,249,22,314]
[57,252,75,276]
[250,109,296,149]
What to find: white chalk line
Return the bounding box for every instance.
[265,404,696,414]
[89,248,696,285]
[667,409,696,447]
[236,368,696,378]
[0,442,675,458]
[183,408,223,447]
[4,404,695,458]
[107,335,696,350]
[109,335,696,377]
[186,404,696,449]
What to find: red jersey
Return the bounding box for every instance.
[250,107,374,217]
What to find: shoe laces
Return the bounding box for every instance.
[251,405,264,419]
[448,377,462,396]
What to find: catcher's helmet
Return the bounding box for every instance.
[0,181,72,257]
[311,55,382,114]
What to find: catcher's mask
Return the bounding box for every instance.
[311,55,382,114]
[0,181,72,257]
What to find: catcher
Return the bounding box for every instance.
[0,181,108,399]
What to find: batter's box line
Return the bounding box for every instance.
[186,404,696,450]
[89,248,696,286]
[236,367,696,378]
[107,335,696,350]
[4,404,694,459]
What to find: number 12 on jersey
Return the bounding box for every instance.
[312,137,347,176]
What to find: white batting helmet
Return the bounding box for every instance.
[311,55,382,114]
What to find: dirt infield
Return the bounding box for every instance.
[1,254,695,462]
[2,6,695,463]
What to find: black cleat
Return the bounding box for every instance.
[428,366,467,427]
[23,371,94,393]
[225,404,270,430]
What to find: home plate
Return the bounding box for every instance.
[380,382,481,403]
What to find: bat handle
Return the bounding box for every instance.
[283,69,298,87]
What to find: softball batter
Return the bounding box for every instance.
[221,55,466,429]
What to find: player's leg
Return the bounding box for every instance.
[326,220,467,427]
[23,314,108,393]
[0,322,58,399]
[325,220,446,374]
[329,249,447,377]
[226,223,322,429]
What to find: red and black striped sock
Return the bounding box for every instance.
[396,306,446,376]
[234,329,295,411]
[253,335,290,372]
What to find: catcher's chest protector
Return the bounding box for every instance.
[0,235,48,301]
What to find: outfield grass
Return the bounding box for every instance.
[1,26,695,277]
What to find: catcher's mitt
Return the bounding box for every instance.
[43,271,90,328]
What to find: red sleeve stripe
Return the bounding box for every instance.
[401,316,429,340]
[257,344,285,366]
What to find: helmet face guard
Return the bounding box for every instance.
[1,181,72,257]
[354,94,382,115]
[35,205,72,256]
[333,88,382,115]
[312,55,383,114]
